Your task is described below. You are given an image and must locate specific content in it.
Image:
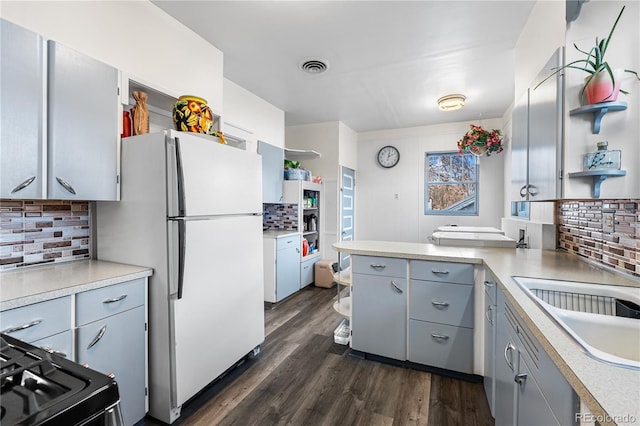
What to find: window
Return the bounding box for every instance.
[425,151,478,215]
[511,201,530,219]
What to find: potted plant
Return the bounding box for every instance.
[535,5,639,104]
[284,159,306,180]
[457,124,504,157]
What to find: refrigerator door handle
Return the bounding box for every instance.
[177,219,186,299]
[175,138,186,217]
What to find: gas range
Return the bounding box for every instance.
[0,333,123,426]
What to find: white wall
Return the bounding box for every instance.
[562,0,640,199]
[0,1,224,110]
[223,78,285,151]
[357,119,505,243]
[338,122,358,171]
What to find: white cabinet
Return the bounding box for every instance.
[495,287,578,426]
[263,234,302,303]
[0,19,119,200]
[511,48,564,201]
[351,256,407,361]
[258,141,284,203]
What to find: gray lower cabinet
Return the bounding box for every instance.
[351,255,408,361]
[495,287,578,426]
[0,296,72,357]
[408,260,474,374]
[483,270,498,416]
[0,18,119,200]
[75,279,147,426]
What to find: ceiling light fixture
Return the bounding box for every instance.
[437,94,466,111]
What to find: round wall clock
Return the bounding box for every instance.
[377,145,400,168]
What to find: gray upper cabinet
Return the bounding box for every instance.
[48,41,119,200]
[258,141,284,203]
[511,48,564,201]
[1,19,45,199]
[0,19,119,200]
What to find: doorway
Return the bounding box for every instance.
[339,166,355,269]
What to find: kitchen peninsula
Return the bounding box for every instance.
[334,240,640,426]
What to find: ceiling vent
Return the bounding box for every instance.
[299,58,329,74]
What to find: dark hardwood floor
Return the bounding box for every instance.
[143,285,494,426]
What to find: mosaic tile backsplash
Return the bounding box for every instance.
[557,200,639,277]
[0,200,90,270]
[263,203,298,230]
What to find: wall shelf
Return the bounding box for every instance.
[569,101,627,134]
[568,169,626,198]
[284,148,321,160]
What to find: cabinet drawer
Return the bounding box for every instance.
[410,280,474,328]
[76,279,145,326]
[0,296,71,343]
[408,319,473,374]
[276,235,300,251]
[352,255,406,278]
[31,330,73,360]
[410,260,473,284]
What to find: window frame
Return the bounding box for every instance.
[424,151,479,216]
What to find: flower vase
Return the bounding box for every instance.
[173,96,215,134]
[584,69,623,104]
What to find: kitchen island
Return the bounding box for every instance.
[334,240,640,426]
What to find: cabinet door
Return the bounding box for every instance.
[258,141,284,203]
[0,19,44,199]
[77,306,146,426]
[351,273,407,360]
[516,356,561,426]
[511,91,529,201]
[47,40,119,200]
[31,330,73,361]
[483,300,496,416]
[300,257,316,288]
[495,308,517,426]
[276,244,300,301]
[527,48,563,201]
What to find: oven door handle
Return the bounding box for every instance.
[87,325,107,350]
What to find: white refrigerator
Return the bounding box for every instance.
[97,130,265,424]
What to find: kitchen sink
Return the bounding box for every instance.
[511,276,640,370]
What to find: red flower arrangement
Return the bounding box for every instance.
[457,124,504,157]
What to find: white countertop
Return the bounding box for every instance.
[262,230,301,239]
[333,240,640,426]
[435,225,504,234]
[0,260,153,311]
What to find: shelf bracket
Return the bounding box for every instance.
[568,170,626,198]
[569,101,627,135]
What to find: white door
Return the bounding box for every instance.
[168,132,262,217]
[339,166,355,269]
[170,214,264,407]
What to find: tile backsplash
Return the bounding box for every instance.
[557,200,639,277]
[263,203,298,230]
[0,200,90,270]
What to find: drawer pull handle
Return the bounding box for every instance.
[390,280,403,294]
[2,319,42,334]
[514,373,527,385]
[41,346,67,358]
[431,300,450,308]
[103,294,128,304]
[370,263,386,269]
[431,269,449,275]
[431,333,449,340]
[483,280,495,287]
[485,305,494,325]
[87,325,107,350]
[504,342,516,371]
